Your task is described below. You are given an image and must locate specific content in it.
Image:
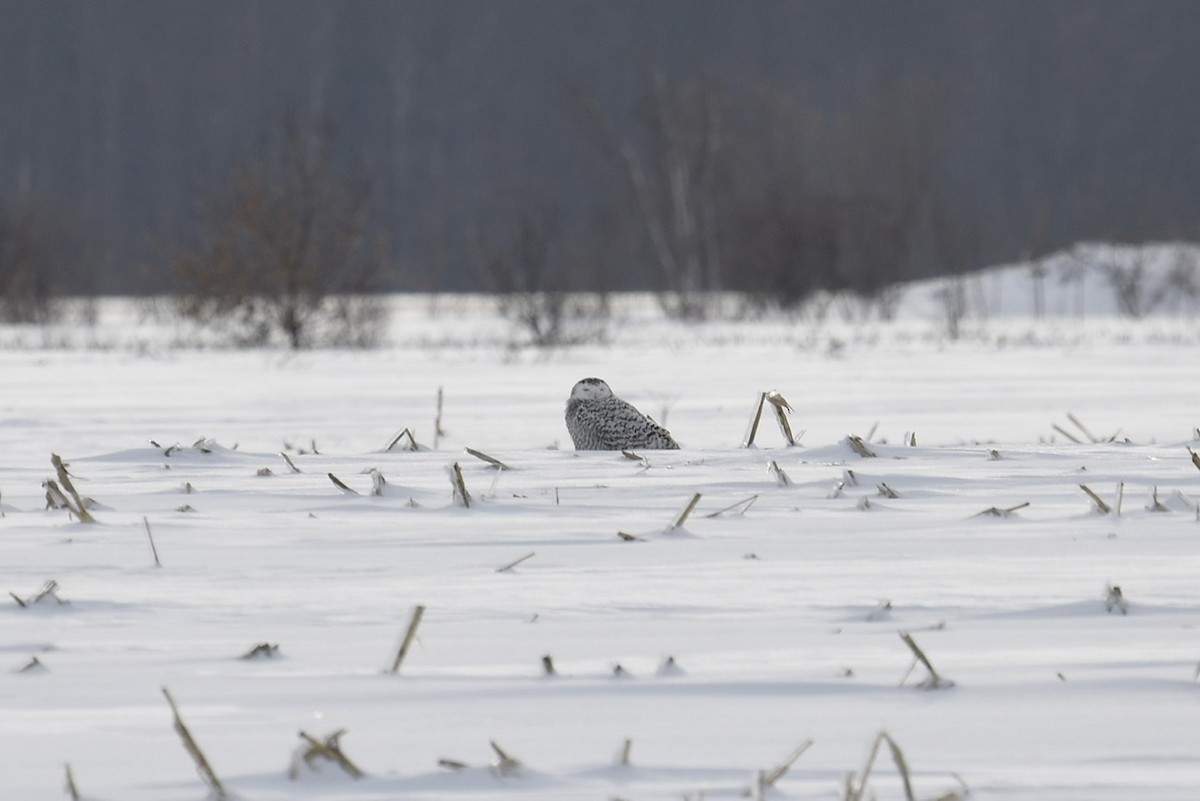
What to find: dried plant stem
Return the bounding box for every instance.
[434,386,446,449]
[704,494,759,518]
[1080,484,1111,514]
[466,447,510,470]
[328,473,359,494]
[618,738,633,766]
[496,552,536,573]
[389,605,426,674]
[64,763,80,801]
[743,392,767,447]
[671,493,702,529]
[899,632,953,689]
[762,739,814,788]
[279,451,302,473]
[846,435,877,458]
[162,687,228,801]
[844,731,916,801]
[450,463,471,508]
[143,516,162,567]
[51,454,95,523]
[294,729,366,779]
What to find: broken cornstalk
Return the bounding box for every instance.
[388,605,426,674]
[162,687,228,801]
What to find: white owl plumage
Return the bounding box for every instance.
[564,377,680,450]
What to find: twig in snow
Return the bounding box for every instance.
[541,654,557,676]
[617,531,645,542]
[162,687,228,800]
[670,493,702,530]
[466,447,510,470]
[143,517,162,567]
[769,460,792,486]
[434,386,446,449]
[279,452,302,473]
[617,737,633,766]
[450,463,471,508]
[845,435,876,458]
[975,502,1030,518]
[759,739,814,791]
[877,482,899,499]
[743,392,768,448]
[240,642,280,660]
[388,605,426,674]
[899,632,954,690]
[1080,484,1111,514]
[64,763,80,801]
[489,740,521,777]
[1146,486,1170,512]
[843,731,916,801]
[291,729,366,780]
[385,428,422,452]
[1105,584,1128,614]
[496,552,535,573]
[1188,446,1200,472]
[704,495,759,518]
[328,473,359,495]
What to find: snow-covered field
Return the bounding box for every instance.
[4,256,1200,800]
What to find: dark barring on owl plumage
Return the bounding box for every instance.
[564,377,680,450]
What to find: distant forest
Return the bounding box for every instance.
[4,0,1200,298]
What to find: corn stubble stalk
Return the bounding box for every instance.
[846,435,877,458]
[1079,484,1111,514]
[143,517,162,567]
[466,447,510,470]
[490,740,521,776]
[899,632,954,689]
[743,390,799,447]
[63,763,80,801]
[291,729,366,780]
[496,552,536,573]
[434,386,446,449]
[450,463,471,507]
[49,454,96,523]
[760,739,813,790]
[704,494,758,518]
[843,731,916,801]
[162,687,228,801]
[670,493,702,530]
[389,604,426,674]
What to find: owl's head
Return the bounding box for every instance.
[570,377,614,401]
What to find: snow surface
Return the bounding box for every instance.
[3,258,1200,800]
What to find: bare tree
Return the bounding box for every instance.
[172,123,387,348]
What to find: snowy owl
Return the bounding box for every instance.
[565,377,680,451]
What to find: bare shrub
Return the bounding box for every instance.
[0,198,86,323]
[172,124,387,348]
[474,206,608,347]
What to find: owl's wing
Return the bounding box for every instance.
[578,397,677,450]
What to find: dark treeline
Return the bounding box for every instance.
[3,0,1200,298]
